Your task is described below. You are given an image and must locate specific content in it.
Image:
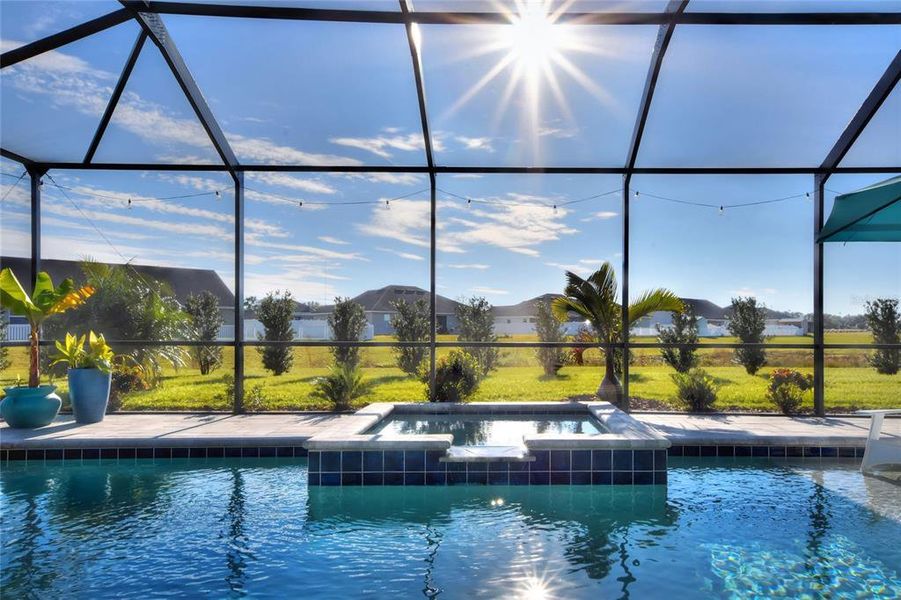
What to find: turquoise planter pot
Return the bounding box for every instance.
[0,385,61,428]
[68,369,111,424]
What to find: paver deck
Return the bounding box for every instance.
[1,412,898,450]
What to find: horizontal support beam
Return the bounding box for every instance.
[1,147,36,167]
[130,2,901,25]
[28,162,901,175]
[1,9,133,69]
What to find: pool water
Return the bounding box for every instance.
[2,458,899,598]
[367,413,605,446]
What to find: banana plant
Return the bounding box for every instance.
[0,268,94,387]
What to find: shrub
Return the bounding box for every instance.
[865,298,900,375]
[109,361,151,412]
[456,297,498,375]
[256,291,295,375]
[313,364,369,411]
[766,368,813,415]
[390,298,429,376]
[424,350,481,403]
[184,291,224,375]
[657,308,699,373]
[328,297,367,370]
[535,300,566,376]
[728,296,767,375]
[671,368,718,412]
[0,314,9,371]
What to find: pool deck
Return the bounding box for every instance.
[1,412,897,452]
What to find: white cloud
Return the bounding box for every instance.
[455,136,494,152]
[580,210,619,222]
[445,263,490,270]
[471,286,509,295]
[377,247,425,261]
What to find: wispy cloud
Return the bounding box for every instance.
[445,263,490,270]
[247,172,337,195]
[330,131,428,159]
[377,247,425,261]
[580,210,619,222]
[318,236,350,245]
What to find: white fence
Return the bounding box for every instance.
[217,319,374,341]
[5,324,30,342]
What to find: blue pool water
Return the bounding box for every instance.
[367,413,605,445]
[2,458,899,598]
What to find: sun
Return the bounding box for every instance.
[502,4,565,77]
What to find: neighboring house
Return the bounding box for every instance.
[0,256,234,341]
[632,298,729,337]
[297,285,462,336]
[492,294,587,336]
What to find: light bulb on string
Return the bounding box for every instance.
[634,190,640,199]
[215,190,221,200]
[127,197,132,210]
[298,201,303,208]
[553,204,558,215]
[718,205,724,216]
[385,199,390,210]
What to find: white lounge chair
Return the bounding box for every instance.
[857,409,901,474]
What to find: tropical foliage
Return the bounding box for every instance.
[0,313,9,371]
[727,296,768,375]
[50,331,117,373]
[49,262,189,386]
[657,308,699,373]
[389,298,429,376]
[0,267,94,386]
[255,291,295,376]
[456,296,499,375]
[552,262,682,410]
[185,291,224,375]
[313,364,370,411]
[766,368,813,415]
[328,297,367,370]
[865,298,900,375]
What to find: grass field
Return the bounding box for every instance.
[1,332,896,413]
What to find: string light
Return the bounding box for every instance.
[127,197,132,209]
[634,190,640,198]
[553,204,557,214]
[215,190,221,200]
[718,205,724,216]
[385,199,390,210]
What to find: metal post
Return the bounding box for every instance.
[27,166,46,293]
[621,177,630,405]
[813,174,825,416]
[234,173,245,413]
[429,172,437,400]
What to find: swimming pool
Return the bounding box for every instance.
[366,413,605,446]
[2,458,899,598]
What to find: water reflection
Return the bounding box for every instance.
[375,414,602,446]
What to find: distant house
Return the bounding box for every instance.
[298,285,463,336]
[632,298,729,337]
[0,256,235,340]
[492,294,587,336]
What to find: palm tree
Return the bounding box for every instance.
[552,262,683,411]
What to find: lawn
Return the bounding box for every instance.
[1,332,896,413]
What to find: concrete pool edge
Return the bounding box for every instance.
[303,401,670,486]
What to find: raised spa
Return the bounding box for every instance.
[305,402,670,487]
[366,412,606,446]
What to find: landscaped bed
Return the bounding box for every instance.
[2,333,896,413]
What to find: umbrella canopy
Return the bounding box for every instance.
[817,176,901,243]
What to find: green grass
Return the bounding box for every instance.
[1,332,896,413]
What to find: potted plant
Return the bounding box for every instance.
[51,332,117,424]
[0,268,94,428]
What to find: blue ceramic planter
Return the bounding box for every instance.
[68,369,112,424]
[0,385,61,428]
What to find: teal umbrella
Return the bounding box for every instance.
[817,176,901,242]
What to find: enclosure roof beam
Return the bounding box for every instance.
[624,0,688,186]
[819,50,901,181]
[126,2,901,25]
[400,0,434,170]
[84,31,148,164]
[1,147,37,168]
[122,4,240,181]
[1,9,134,69]
[22,163,901,175]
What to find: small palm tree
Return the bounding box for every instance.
[552,262,683,411]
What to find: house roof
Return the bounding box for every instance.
[680,298,728,320]
[313,285,463,315]
[493,293,565,318]
[0,256,234,307]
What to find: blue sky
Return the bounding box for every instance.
[0,1,898,316]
